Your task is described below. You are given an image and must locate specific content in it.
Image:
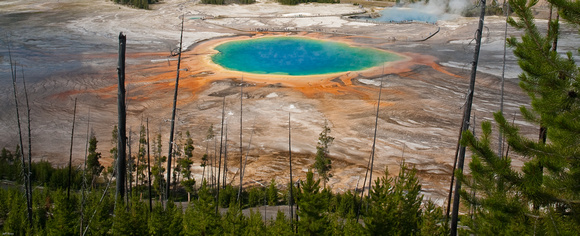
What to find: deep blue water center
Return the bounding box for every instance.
[211,37,402,76]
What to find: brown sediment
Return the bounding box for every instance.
[53,34,457,105]
[46,34,475,199]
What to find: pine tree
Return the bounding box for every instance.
[180,132,195,202]
[184,131,194,160]
[2,188,31,235]
[148,203,166,235]
[267,210,293,236]
[336,190,358,218]
[313,121,334,188]
[179,131,196,201]
[46,190,80,236]
[82,190,115,235]
[248,186,264,207]
[245,210,265,235]
[297,170,329,235]
[459,121,529,234]
[137,125,147,189]
[459,0,580,234]
[364,163,425,235]
[364,167,396,235]
[183,180,220,235]
[419,200,448,236]
[167,202,184,236]
[151,134,166,200]
[148,200,183,235]
[87,135,103,189]
[267,179,279,206]
[219,185,237,208]
[0,147,20,181]
[112,198,132,235]
[108,125,118,177]
[221,202,246,235]
[395,162,422,235]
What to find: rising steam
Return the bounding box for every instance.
[376,0,474,23]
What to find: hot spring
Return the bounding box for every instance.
[374,7,439,24]
[211,37,403,76]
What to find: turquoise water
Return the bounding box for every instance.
[375,8,438,24]
[211,37,402,76]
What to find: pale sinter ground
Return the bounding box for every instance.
[1,0,577,205]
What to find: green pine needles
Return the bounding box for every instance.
[314,120,334,189]
[459,0,580,234]
[1,157,449,235]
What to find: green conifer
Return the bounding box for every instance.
[268,179,279,206]
[297,170,329,235]
[314,121,334,188]
[184,180,219,235]
[267,210,293,236]
[459,0,580,233]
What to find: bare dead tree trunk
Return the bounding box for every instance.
[128,128,133,196]
[203,141,208,183]
[238,121,255,202]
[356,70,384,220]
[356,152,372,221]
[68,98,78,200]
[172,138,180,198]
[20,67,33,223]
[166,15,185,200]
[20,66,34,225]
[213,135,217,191]
[367,79,383,199]
[498,0,509,157]
[505,112,516,159]
[238,76,243,203]
[445,110,467,220]
[295,180,299,231]
[288,113,294,228]
[210,140,214,189]
[126,156,129,205]
[216,97,226,214]
[80,109,91,236]
[8,45,32,225]
[116,32,127,201]
[451,1,486,234]
[223,123,228,189]
[469,116,477,222]
[174,145,179,198]
[551,13,559,53]
[147,118,153,212]
[137,117,143,192]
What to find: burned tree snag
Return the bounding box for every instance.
[450,1,487,234]
[68,98,78,200]
[8,45,32,225]
[166,15,185,200]
[216,97,226,214]
[288,113,294,227]
[238,76,244,203]
[147,118,153,212]
[116,32,127,200]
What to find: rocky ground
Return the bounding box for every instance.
[1,0,577,204]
